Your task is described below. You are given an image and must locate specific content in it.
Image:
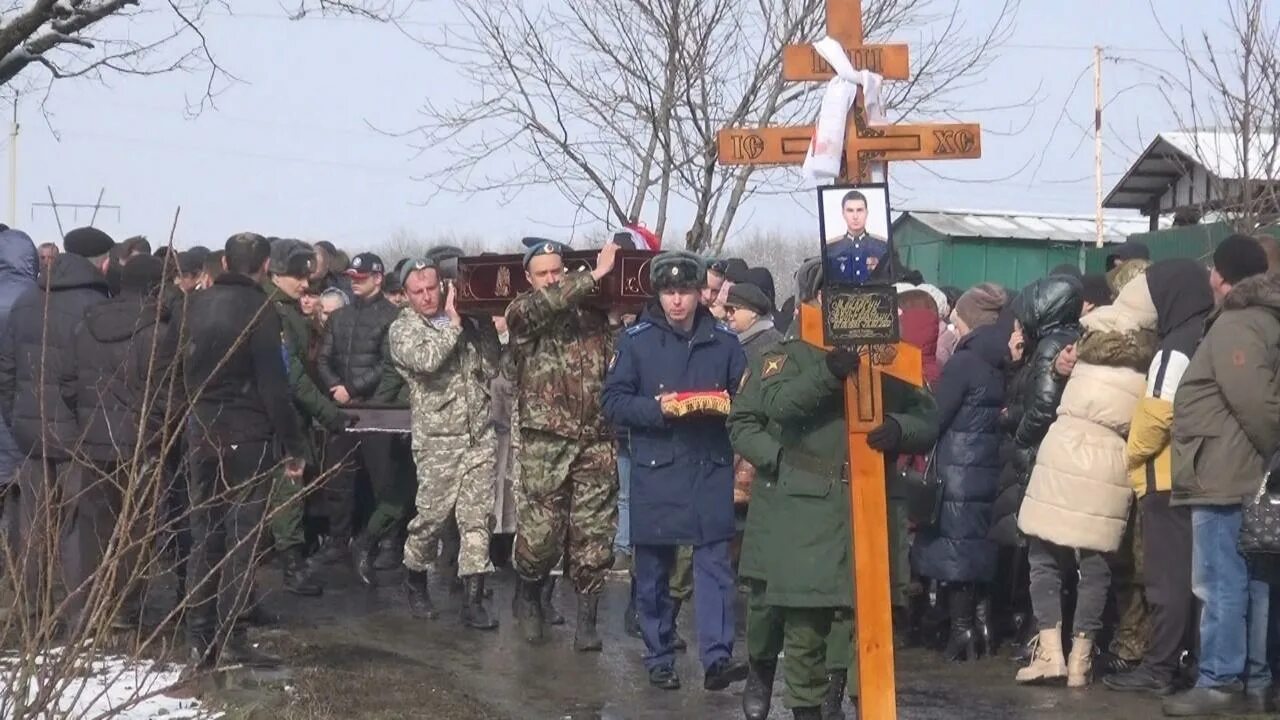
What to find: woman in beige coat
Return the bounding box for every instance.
[1015,265,1157,688]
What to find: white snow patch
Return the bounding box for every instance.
[0,649,222,719]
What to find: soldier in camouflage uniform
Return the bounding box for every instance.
[506,238,620,647]
[265,239,353,598]
[388,259,502,629]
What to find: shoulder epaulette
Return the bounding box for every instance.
[625,322,653,336]
[714,322,736,336]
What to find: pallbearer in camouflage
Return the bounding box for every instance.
[388,258,502,630]
[506,238,621,649]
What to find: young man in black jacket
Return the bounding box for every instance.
[171,232,306,668]
[0,226,112,618]
[314,252,403,583]
[60,255,172,632]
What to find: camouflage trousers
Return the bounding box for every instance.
[513,429,617,595]
[402,434,497,578]
[1108,500,1150,662]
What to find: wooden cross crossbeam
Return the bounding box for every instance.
[781,1,910,81]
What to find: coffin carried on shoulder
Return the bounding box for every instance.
[456,250,656,314]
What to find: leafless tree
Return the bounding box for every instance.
[399,0,1018,254]
[374,227,491,264]
[0,1,406,110]
[1151,0,1280,231]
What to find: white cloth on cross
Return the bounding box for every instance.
[802,36,887,182]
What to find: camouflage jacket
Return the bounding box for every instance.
[505,271,614,439]
[387,306,500,446]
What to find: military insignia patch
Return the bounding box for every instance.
[761,354,786,379]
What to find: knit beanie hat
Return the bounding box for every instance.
[917,283,950,318]
[1081,273,1113,308]
[120,254,164,295]
[1214,234,1269,284]
[954,283,1007,330]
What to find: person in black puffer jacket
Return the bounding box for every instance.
[60,255,172,629]
[0,229,36,491]
[315,251,404,576]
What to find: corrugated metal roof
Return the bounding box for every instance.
[1104,130,1279,210]
[895,209,1152,245]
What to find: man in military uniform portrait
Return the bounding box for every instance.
[388,259,502,629]
[506,238,620,650]
[824,189,889,285]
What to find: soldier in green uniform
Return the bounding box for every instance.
[728,258,938,720]
[506,238,620,648]
[264,239,354,597]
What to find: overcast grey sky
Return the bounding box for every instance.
[3,0,1227,253]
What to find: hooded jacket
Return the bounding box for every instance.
[0,231,36,479]
[62,292,172,463]
[912,321,1008,582]
[0,253,108,460]
[1172,272,1280,506]
[988,276,1081,546]
[1126,260,1213,498]
[1018,272,1158,552]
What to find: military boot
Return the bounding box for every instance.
[792,707,822,720]
[573,593,603,652]
[351,534,377,587]
[404,569,436,620]
[283,547,323,597]
[671,598,688,652]
[221,630,281,669]
[822,670,848,720]
[742,659,776,720]
[461,575,498,630]
[542,576,565,626]
[372,536,403,571]
[310,535,350,568]
[516,578,545,644]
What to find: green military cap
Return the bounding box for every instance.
[649,250,706,291]
[725,282,773,317]
[269,238,316,278]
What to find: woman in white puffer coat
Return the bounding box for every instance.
[1014,263,1158,689]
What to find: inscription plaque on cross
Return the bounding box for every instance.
[717,2,984,719]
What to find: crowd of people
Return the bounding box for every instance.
[1,222,1280,720]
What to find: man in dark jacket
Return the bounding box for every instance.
[172,232,306,669]
[0,229,36,491]
[1163,236,1276,717]
[60,255,171,631]
[0,227,112,614]
[603,250,748,692]
[314,251,402,579]
[266,239,348,597]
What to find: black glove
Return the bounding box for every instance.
[866,417,902,453]
[824,347,860,380]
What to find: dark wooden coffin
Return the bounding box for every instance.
[457,250,656,314]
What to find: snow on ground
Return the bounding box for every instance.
[0,649,222,719]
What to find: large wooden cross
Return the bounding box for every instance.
[717,3,983,719]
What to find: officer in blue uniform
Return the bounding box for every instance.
[602,250,749,692]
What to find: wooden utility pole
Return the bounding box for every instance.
[717,2,983,718]
[1094,46,1104,248]
[8,99,17,227]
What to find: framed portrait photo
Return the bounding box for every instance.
[814,182,900,346]
[816,182,894,287]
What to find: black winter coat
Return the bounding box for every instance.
[989,276,1082,547]
[168,273,305,459]
[0,231,36,480]
[63,293,171,463]
[912,323,1007,582]
[0,254,108,460]
[318,292,398,401]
